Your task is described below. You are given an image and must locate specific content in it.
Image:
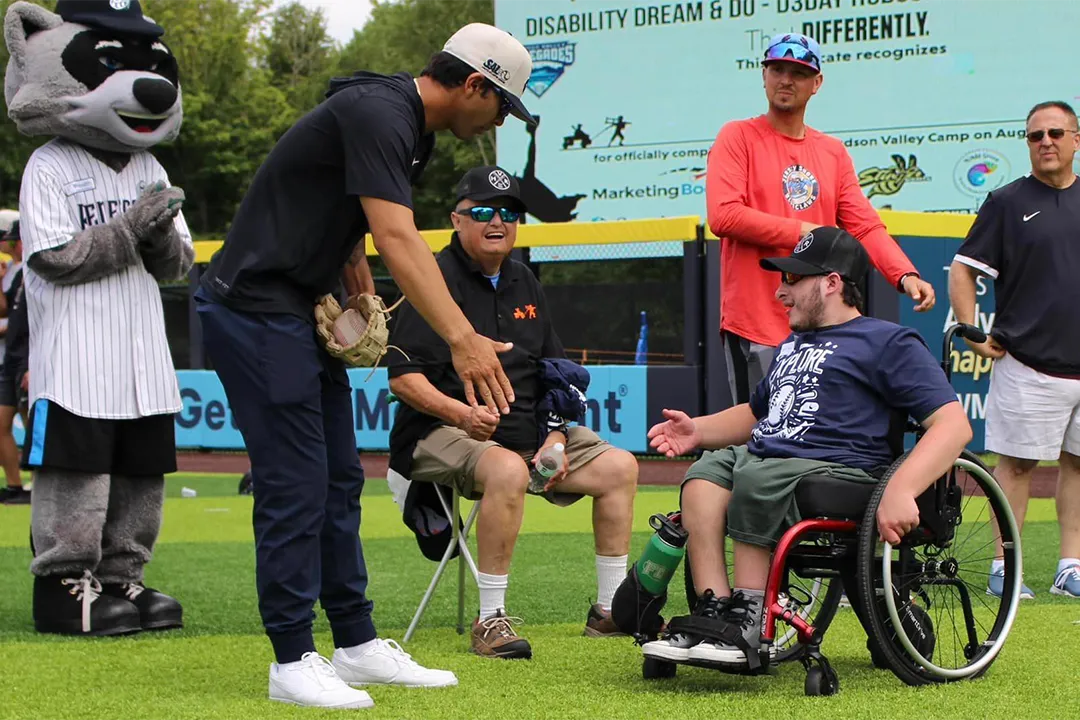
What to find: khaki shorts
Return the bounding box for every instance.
[410,425,612,506]
[682,445,875,548]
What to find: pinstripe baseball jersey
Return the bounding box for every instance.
[19,137,191,419]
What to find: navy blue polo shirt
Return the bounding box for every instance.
[954,175,1080,375]
[387,234,567,479]
[199,71,435,318]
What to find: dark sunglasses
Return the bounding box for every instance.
[1025,128,1078,143]
[763,41,820,71]
[488,83,513,120]
[456,206,520,223]
[781,271,823,286]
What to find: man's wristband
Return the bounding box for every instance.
[897,272,919,292]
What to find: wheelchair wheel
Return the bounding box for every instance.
[857,450,1022,686]
[684,544,843,664]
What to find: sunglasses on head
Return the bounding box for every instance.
[763,42,820,69]
[456,206,520,223]
[1025,128,1077,143]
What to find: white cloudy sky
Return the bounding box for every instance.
[272,0,374,47]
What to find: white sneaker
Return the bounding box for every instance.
[332,638,458,688]
[269,652,374,709]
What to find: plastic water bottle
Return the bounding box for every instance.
[634,512,689,596]
[528,442,565,494]
[180,487,197,498]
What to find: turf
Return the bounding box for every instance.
[0,474,1077,720]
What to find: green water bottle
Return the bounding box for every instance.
[634,512,689,596]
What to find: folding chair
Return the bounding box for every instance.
[386,469,481,643]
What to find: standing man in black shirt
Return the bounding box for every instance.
[195,23,538,709]
[949,100,1080,602]
[0,220,28,505]
[388,167,639,661]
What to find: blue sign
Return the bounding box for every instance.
[122,366,650,454]
[898,235,994,452]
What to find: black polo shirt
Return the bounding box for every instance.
[955,174,1080,375]
[387,233,566,478]
[3,270,26,370]
[199,71,435,318]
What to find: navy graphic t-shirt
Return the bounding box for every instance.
[747,316,958,472]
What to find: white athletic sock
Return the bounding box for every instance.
[991,558,1005,574]
[341,638,379,659]
[595,554,628,612]
[1058,558,1080,576]
[478,572,509,620]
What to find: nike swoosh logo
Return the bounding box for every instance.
[1023,212,1040,222]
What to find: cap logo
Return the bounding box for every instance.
[110,0,132,9]
[488,170,511,191]
[482,58,511,84]
[794,232,814,254]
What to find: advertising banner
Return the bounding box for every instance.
[494,0,1079,230]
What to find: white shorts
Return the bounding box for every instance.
[984,353,1080,461]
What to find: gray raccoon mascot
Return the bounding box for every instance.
[4,0,192,636]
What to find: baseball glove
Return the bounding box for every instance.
[314,293,406,369]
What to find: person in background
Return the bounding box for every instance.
[0,217,27,505]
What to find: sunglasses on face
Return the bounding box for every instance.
[780,271,824,286]
[488,83,513,120]
[456,206,520,223]
[1025,128,1078,143]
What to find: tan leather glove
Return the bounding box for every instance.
[314,293,396,367]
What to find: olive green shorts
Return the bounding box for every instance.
[681,445,876,548]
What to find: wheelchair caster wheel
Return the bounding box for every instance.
[804,665,839,696]
[643,657,677,680]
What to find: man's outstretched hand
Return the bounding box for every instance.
[903,275,936,313]
[451,332,515,415]
[647,409,703,458]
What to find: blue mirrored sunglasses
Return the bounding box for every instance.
[764,41,820,70]
[457,206,520,223]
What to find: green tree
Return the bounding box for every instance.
[263,2,337,112]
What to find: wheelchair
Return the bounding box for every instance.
[642,323,1023,695]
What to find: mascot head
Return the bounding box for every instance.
[4,0,182,153]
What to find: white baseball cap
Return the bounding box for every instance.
[442,23,536,127]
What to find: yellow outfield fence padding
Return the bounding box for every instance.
[191,211,979,264]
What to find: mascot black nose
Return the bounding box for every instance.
[133,78,177,115]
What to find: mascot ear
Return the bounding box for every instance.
[4,1,63,106]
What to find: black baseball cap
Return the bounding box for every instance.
[760,226,869,282]
[455,166,527,213]
[56,0,165,39]
[2,220,18,242]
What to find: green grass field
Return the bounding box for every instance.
[1,473,1078,720]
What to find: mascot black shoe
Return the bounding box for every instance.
[4,0,192,637]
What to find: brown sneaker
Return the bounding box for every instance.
[583,603,627,637]
[471,610,532,659]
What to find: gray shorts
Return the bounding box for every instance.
[681,445,876,548]
[722,331,775,405]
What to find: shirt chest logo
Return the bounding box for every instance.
[63,178,96,196]
[782,164,820,211]
[513,305,537,320]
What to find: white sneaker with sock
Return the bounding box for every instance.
[269,652,374,709]
[332,638,458,688]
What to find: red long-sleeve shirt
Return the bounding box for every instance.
[707,115,917,347]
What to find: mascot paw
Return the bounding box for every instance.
[101,582,184,631]
[33,572,142,637]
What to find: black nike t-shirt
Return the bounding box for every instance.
[199,71,435,317]
[954,175,1080,375]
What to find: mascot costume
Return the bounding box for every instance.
[4,0,191,636]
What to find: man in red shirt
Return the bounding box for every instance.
[707,33,936,404]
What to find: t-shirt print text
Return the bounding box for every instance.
[753,340,836,442]
[782,164,820,211]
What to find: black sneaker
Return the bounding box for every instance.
[34,571,142,637]
[641,589,730,663]
[0,487,30,504]
[100,582,184,631]
[685,590,769,670]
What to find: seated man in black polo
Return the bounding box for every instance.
[641,227,972,670]
[387,166,639,660]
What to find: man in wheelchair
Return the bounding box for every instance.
[642,227,973,671]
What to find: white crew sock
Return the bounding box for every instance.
[1058,557,1080,576]
[991,558,1005,574]
[341,638,379,659]
[478,572,509,620]
[595,554,628,612]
